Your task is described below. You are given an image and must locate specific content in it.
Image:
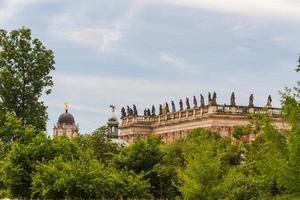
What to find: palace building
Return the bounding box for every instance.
[119,92,289,144]
[53,103,79,138]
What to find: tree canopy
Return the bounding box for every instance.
[0,27,55,130]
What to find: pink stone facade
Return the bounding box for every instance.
[119,105,289,144]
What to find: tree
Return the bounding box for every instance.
[114,135,163,173]
[31,151,111,199]
[277,97,300,195]
[31,151,152,199]
[0,112,37,153]
[176,128,241,200]
[271,55,300,197]
[0,27,55,130]
[0,113,39,198]
[1,135,79,198]
[113,135,167,198]
[214,165,277,200]
[76,126,121,164]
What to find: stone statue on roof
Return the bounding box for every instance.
[212,92,217,106]
[147,108,151,116]
[267,95,272,107]
[129,108,133,116]
[151,105,156,116]
[208,92,212,105]
[200,94,205,107]
[179,99,183,110]
[127,106,131,116]
[165,102,170,113]
[133,104,138,116]
[248,94,254,108]
[193,96,197,108]
[171,101,176,112]
[121,107,126,119]
[231,92,236,106]
[186,97,190,109]
[159,104,163,115]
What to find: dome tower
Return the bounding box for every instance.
[107,105,119,137]
[53,103,79,138]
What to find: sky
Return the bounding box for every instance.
[0,0,300,134]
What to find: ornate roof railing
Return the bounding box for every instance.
[120,104,282,127]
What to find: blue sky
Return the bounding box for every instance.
[1,0,300,134]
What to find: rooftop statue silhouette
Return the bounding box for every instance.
[208,92,212,105]
[133,104,138,116]
[231,92,236,106]
[267,95,272,107]
[121,107,126,118]
[200,94,205,107]
[159,104,163,115]
[186,97,190,109]
[151,105,156,116]
[179,99,183,110]
[193,96,197,108]
[212,92,217,106]
[171,101,176,112]
[249,94,254,108]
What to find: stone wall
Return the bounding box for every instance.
[119,104,289,144]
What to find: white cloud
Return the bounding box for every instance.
[48,1,143,53]
[0,0,33,22]
[49,14,122,53]
[160,52,202,73]
[160,52,185,66]
[53,72,193,104]
[151,0,300,19]
[0,0,55,24]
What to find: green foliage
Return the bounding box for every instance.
[32,151,110,199]
[232,125,250,139]
[214,165,276,200]
[113,134,176,198]
[0,27,55,130]
[1,135,79,198]
[275,96,300,194]
[31,151,152,199]
[176,129,238,200]
[76,126,121,164]
[0,112,37,152]
[108,170,152,199]
[0,113,299,199]
[114,135,163,173]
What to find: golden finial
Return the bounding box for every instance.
[110,105,116,116]
[64,102,69,112]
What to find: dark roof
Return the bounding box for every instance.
[57,110,75,125]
